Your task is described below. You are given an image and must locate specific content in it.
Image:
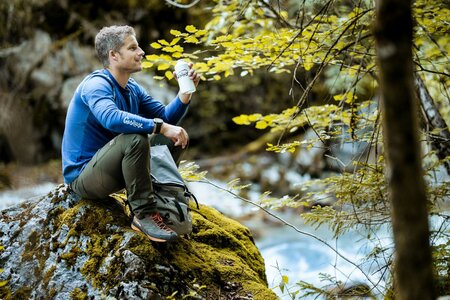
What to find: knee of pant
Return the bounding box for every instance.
[121,133,149,153]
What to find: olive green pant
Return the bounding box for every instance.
[70,133,185,215]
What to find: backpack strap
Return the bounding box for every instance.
[185,189,199,209]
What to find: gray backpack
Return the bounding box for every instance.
[111,145,197,236]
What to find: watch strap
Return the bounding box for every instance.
[154,118,163,134]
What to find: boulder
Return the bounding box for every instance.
[0,184,277,300]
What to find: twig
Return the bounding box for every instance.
[165,0,201,9]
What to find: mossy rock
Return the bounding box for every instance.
[0,184,277,300]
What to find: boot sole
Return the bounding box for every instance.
[131,223,169,243]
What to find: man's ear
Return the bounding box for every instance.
[109,50,119,62]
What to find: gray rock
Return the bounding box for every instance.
[0,184,277,300]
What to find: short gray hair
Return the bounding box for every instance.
[95,25,136,67]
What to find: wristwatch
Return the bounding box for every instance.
[153,118,163,134]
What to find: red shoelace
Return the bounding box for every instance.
[151,213,174,232]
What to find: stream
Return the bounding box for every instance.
[0,179,389,299]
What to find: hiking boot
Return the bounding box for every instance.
[131,212,178,242]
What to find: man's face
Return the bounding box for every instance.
[114,35,145,73]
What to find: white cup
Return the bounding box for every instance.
[175,60,196,94]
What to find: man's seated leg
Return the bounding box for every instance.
[71,133,177,242]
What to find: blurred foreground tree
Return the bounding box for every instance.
[149,0,449,297]
[374,0,434,299]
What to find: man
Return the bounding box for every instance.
[62,25,200,242]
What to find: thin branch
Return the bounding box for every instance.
[164,0,200,8]
[257,0,294,28]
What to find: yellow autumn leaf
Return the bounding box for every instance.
[221,42,235,48]
[333,94,345,101]
[170,37,181,46]
[0,280,8,288]
[162,46,175,53]
[158,39,170,46]
[185,25,198,33]
[185,36,199,43]
[335,41,346,51]
[255,120,268,129]
[150,42,162,49]
[182,53,199,60]
[263,114,276,122]
[172,52,182,58]
[195,29,207,37]
[172,45,184,52]
[141,61,153,68]
[232,115,250,125]
[170,29,182,36]
[248,113,262,121]
[160,54,172,61]
[345,91,356,103]
[211,35,230,43]
[157,63,171,71]
[145,54,160,61]
[165,70,174,80]
[213,74,221,80]
[194,62,209,73]
[304,61,314,71]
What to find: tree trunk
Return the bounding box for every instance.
[374,0,435,299]
[415,75,450,175]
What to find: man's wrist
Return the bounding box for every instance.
[153,118,163,134]
[178,92,192,104]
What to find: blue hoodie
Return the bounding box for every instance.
[62,69,189,184]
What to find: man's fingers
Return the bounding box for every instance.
[174,133,188,149]
[166,125,188,148]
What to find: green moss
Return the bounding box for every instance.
[126,234,159,260]
[12,286,32,299]
[70,287,88,300]
[59,246,82,267]
[43,265,56,289]
[21,230,39,262]
[0,283,12,300]
[190,205,266,279]
[47,287,57,299]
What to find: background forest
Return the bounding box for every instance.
[1,0,449,299]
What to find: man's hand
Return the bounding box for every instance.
[160,123,189,149]
[175,62,200,104]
